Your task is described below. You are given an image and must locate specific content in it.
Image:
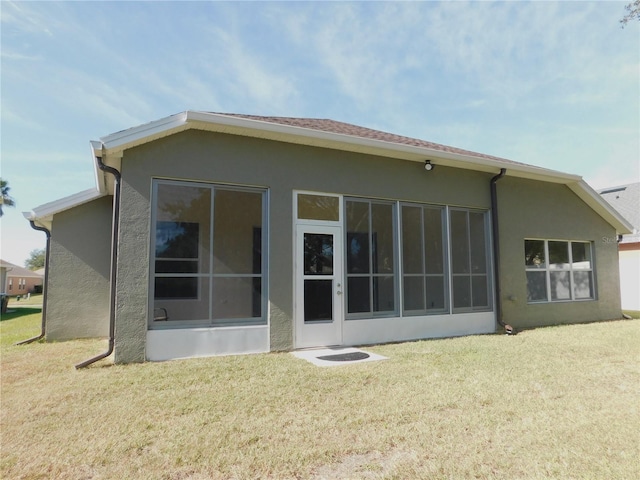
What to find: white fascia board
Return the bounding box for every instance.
[93,110,579,186]
[89,140,109,194]
[184,111,580,184]
[99,112,190,152]
[568,180,634,234]
[24,188,105,228]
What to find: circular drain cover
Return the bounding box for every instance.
[316,352,370,362]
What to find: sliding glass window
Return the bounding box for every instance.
[345,199,397,318]
[449,209,491,312]
[401,204,448,314]
[151,180,266,327]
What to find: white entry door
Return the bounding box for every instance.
[295,224,343,348]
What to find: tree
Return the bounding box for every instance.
[621,0,640,27]
[25,248,46,270]
[0,178,16,217]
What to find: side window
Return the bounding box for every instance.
[525,239,594,303]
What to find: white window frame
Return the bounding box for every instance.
[525,239,595,303]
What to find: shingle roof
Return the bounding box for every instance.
[599,182,640,242]
[214,113,528,166]
[0,261,43,278]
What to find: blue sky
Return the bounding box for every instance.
[1,1,638,266]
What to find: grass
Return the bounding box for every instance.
[6,292,43,307]
[1,314,639,480]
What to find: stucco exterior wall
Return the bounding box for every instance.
[112,129,624,362]
[114,129,494,363]
[497,177,622,329]
[46,196,112,340]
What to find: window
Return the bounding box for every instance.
[524,239,594,302]
[449,209,491,312]
[401,204,447,314]
[297,194,340,221]
[151,180,266,327]
[345,199,396,317]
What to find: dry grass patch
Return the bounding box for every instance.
[2,314,639,479]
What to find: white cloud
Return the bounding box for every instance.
[1,0,54,36]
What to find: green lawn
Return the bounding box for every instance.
[6,292,43,307]
[1,312,638,480]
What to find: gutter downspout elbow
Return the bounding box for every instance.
[16,221,51,345]
[490,168,515,335]
[76,155,121,369]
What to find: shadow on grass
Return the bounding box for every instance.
[0,308,42,322]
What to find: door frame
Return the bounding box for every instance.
[294,223,344,349]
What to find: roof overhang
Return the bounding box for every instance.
[23,188,105,230]
[568,181,634,234]
[28,110,632,235]
[94,111,581,184]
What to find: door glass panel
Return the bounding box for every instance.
[298,194,339,221]
[304,234,334,275]
[304,280,333,322]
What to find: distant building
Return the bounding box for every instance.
[599,183,640,311]
[2,261,44,296]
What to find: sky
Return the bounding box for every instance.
[1,0,639,267]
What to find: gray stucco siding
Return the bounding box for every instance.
[113,130,495,362]
[112,129,623,363]
[497,177,622,329]
[46,196,112,340]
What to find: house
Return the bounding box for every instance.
[0,260,11,314]
[3,262,44,296]
[599,183,640,311]
[24,112,632,364]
